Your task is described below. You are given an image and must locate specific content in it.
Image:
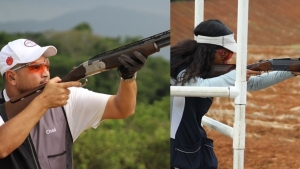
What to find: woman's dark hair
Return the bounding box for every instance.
[171,19,233,85]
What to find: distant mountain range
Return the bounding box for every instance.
[0,4,170,60]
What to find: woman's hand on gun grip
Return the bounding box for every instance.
[246,69,261,81]
[291,71,300,76]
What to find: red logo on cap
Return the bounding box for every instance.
[6,56,13,65]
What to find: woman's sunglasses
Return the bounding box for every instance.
[12,59,50,73]
[215,49,233,63]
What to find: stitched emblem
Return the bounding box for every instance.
[24,40,37,47]
[6,56,13,65]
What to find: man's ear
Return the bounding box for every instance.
[5,70,16,85]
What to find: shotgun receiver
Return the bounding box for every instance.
[3,30,170,119]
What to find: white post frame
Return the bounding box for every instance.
[171,86,239,98]
[194,0,204,29]
[233,0,249,169]
[172,0,249,169]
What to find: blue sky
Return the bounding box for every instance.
[0,0,169,22]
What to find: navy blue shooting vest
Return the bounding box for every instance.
[170,67,218,169]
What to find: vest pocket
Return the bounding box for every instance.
[200,137,218,169]
[48,151,66,169]
[171,139,202,169]
[171,137,218,169]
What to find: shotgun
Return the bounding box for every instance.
[3,30,170,119]
[246,58,300,71]
[210,58,300,78]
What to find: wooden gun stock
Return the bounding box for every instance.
[289,62,300,72]
[3,30,170,120]
[246,60,272,71]
[5,89,44,120]
[210,61,274,78]
[209,64,236,78]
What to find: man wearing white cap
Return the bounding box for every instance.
[0,39,147,169]
[170,19,299,169]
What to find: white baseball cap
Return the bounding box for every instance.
[0,39,57,76]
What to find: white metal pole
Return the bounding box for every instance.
[202,116,233,138]
[194,0,204,26]
[171,86,239,98]
[194,0,204,38]
[193,1,248,168]
[233,0,249,169]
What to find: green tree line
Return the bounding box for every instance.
[0,22,170,168]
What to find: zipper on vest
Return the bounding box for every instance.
[27,136,41,169]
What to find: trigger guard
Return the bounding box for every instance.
[80,78,88,87]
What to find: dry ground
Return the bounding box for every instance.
[206,46,300,169]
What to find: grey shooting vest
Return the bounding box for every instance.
[0,90,74,169]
